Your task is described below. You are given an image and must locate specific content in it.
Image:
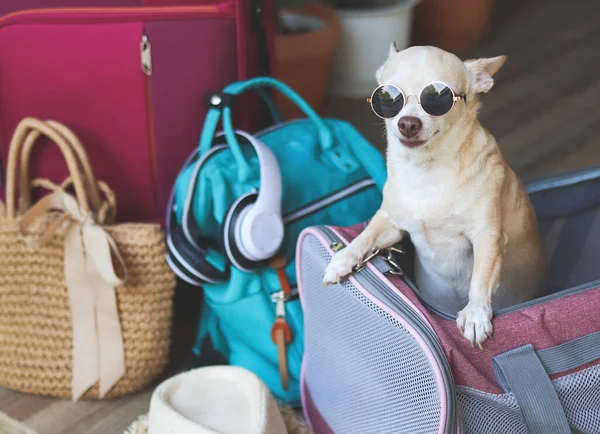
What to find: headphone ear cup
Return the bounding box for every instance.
[223,192,270,272]
[168,224,230,284]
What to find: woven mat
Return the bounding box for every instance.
[0,412,38,434]
[124,406,312,434]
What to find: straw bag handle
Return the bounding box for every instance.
[4,118,92,220]
[28,176,117,225]
[19,120,104,216]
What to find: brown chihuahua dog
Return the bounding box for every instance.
[323,45,546,348]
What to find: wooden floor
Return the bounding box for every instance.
[3,0,600,432]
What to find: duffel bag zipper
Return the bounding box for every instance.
[187,142,378,228]
[316,225,457,434]
[282,178,377,225]
[187,118,379,228]
[181,140,379,250]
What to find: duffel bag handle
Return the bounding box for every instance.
[198,77,334,182]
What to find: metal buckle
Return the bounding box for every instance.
[383,246,404,275]
[353,245,405,275]
[329,240,405,275]
[353,248,381,273]
[270,288,299,304]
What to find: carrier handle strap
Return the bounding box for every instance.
[536,330,600,375]
[492,344,571,434]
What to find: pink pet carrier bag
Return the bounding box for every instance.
[296,166,600,434]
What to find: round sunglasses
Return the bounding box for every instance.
[367,82,467,118]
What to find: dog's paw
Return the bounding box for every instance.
[323,248,362,287]
[456,302,493,349]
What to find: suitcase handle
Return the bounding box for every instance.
[198,77,334,182]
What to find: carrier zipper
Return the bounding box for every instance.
[372,240,600,320]
[317,225,457,434]
[334,226,600,321]
[494,278,600,317]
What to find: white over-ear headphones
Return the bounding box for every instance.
[222,131,284,271]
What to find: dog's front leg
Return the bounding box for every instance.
[457,229,503,348]
[323,209,403,286]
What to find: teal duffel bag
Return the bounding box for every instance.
[165,77,387,406]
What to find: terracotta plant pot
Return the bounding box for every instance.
[274,4,341,120]
[411,0,493,54]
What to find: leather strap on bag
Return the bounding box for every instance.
[270,255,293,391]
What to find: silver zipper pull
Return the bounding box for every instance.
[270,289,292,391]
[140,34,152,76]
[271,291,286,317]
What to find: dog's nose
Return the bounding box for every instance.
[398,116,423,138]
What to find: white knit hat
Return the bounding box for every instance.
[147,366,289,434]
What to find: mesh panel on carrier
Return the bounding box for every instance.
[301,235,443,434]
[457,365,600,434]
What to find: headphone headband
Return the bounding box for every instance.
[166,130,283,284]
[239,132,282,219]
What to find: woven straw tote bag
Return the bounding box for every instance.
[0,118,176,400]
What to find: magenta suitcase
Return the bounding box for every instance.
[0,0,275,224]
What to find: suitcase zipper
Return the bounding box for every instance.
[140,34,152,76]
[0,5,233,27]
[141,31,159,218]
[315,225,458,434]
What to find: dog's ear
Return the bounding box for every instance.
[388,41,399,57]
[464,55,507,94]
[376,41,400,83]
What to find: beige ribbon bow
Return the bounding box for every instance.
[20,190,127,401]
